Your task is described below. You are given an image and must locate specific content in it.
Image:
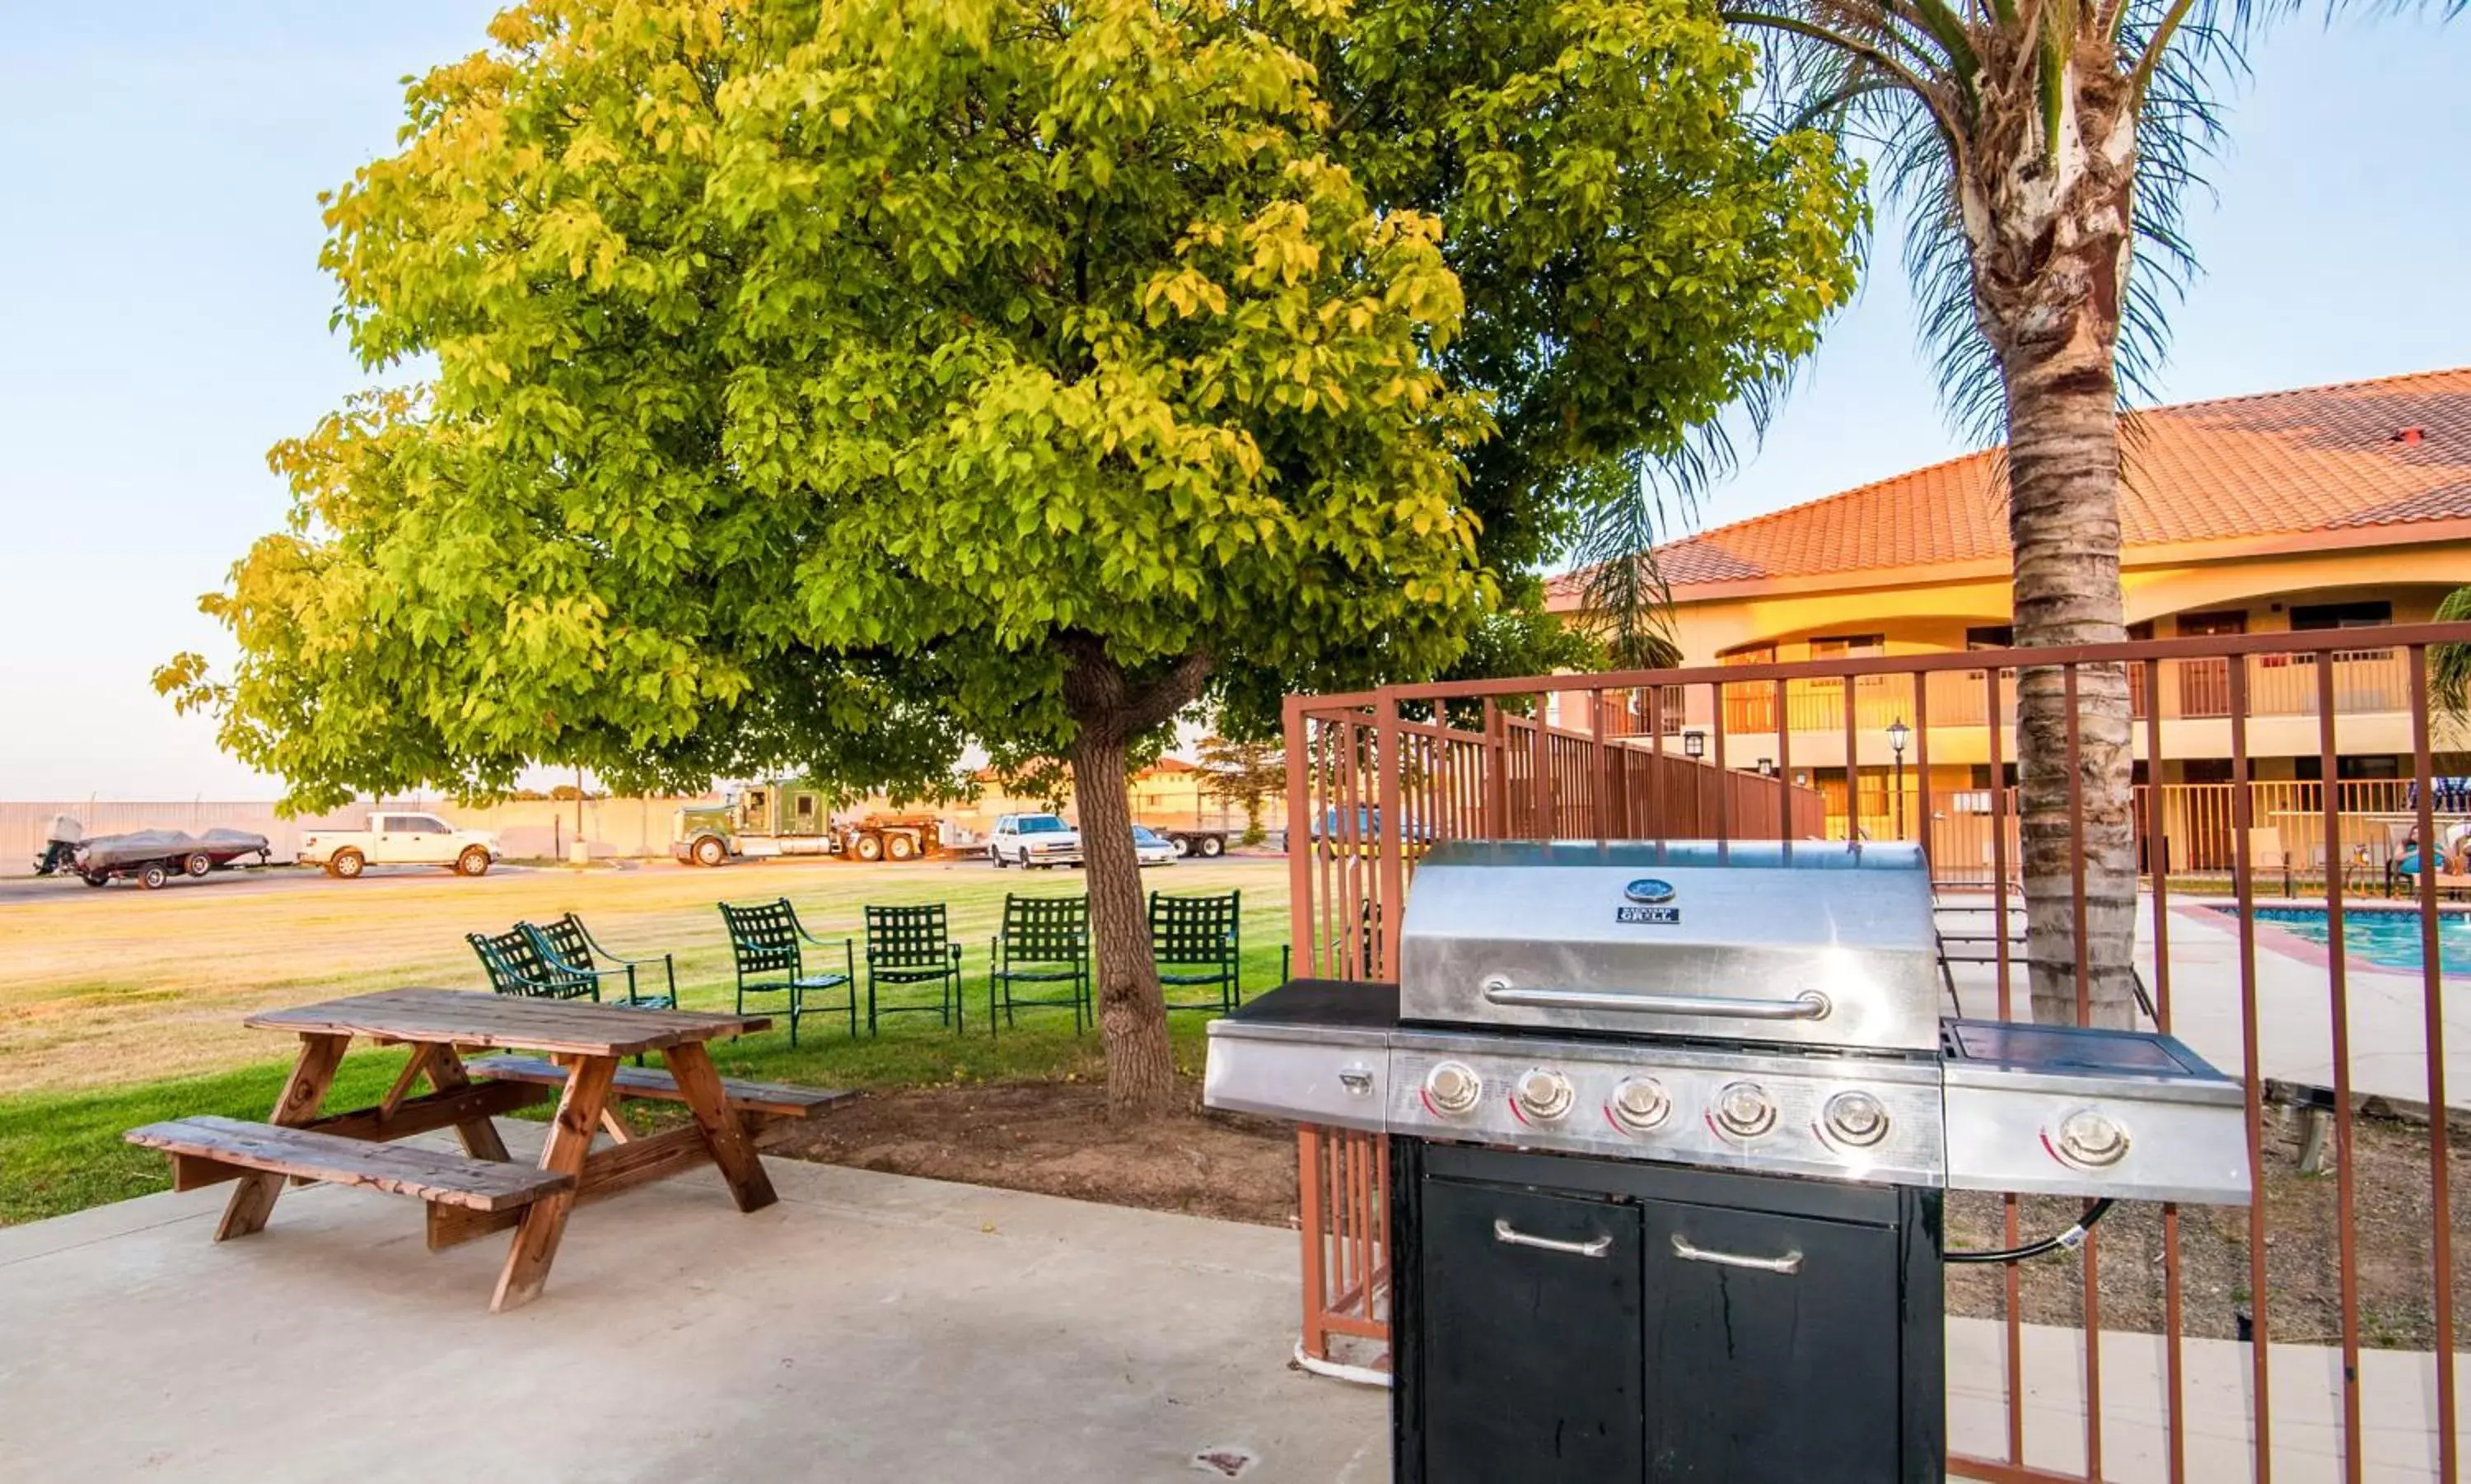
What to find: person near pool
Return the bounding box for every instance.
[2395,822,2471,882]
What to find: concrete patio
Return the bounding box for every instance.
[7,1122,2463,1482]
[0,1134,1386,1483]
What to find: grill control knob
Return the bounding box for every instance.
[1822,1090,1890,1148]
[1609,1077,1671,1133]
[1423,1062,1483,1117]
[2053,1108,2130,1168]
[1712,1080,1778,1140]
[1514,1069,1575,1123]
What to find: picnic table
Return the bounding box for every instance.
[126,988,845,1312]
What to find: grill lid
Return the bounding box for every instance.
[1396,839,1943,1052]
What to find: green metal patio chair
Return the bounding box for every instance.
[1150,889,1241,1015]
[519,912,678,1010]
[988,894,1091,1036]
[718,898,856,1047]
[862,903,965,1035]
[468,926,598,1001]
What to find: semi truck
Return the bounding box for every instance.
[672,781,945,866]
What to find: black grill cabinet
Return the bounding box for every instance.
[1390,1140,1946,1483]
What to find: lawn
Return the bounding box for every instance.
[0,856,1290,1225]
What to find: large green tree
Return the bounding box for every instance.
[166,0,1861,1112]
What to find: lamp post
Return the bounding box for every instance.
[1886,718,1910,842]
[1682,729,1706,762]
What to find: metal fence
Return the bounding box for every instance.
[1284,622,2471,1482]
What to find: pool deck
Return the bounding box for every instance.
[1943,894,2471,1110]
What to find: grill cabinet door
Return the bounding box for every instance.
[1640,1200,1900,1482]
[1420,1178,1644,1483]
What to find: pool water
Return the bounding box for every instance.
[2237,905,2471,975]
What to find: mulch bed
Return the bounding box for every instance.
[768,1078,2468,1350]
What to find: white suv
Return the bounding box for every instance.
[988,813,1081,869]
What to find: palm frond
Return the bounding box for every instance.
[2435,586,2471,735]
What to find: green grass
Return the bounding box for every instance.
[0,859,1289,1227]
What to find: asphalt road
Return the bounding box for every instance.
[0,852,1040,907]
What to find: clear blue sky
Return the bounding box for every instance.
[2,4,2465,800]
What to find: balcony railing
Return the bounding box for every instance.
[1706,647,2415,735]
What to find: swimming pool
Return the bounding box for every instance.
[2226,904,2471,975]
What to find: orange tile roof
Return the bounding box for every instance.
[1558,367,2471,597]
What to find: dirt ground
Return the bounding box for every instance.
[1948,1100,2471,1349]
[771,1079,2468,1351]
[768,1079,1301,1226]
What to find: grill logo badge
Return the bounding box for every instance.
[1617,878,1680,925]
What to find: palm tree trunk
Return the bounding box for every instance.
[1974,144,2142,1029]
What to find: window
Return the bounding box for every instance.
[1808,634,1885,660]
[2291,601,2392,631]
[795,795,815,819]
[1020,816,1068,833]
[1964,625,2013,650]
[2295,755,2403,781]
[401,815,448,834]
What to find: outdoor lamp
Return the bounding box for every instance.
[1887,718,1911,757]
[1682,730,1706,760]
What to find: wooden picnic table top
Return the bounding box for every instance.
[244,988,769,1058]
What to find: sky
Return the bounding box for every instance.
[2,5,2466,800]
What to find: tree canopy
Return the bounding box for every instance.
[166,0,1862,1109]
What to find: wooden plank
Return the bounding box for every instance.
[300,1079,547,1143]
[424,1044,515,1162]
[245,988,768,1057]
[491,1054,618,1313]
[664,1042,777,1214]
[424,1127,715,1251]
[379,1045,436,1119]
[466,1055,851,1119]
[128,1117,572,1211]
[217,1031,347,1240]
[577,1125,709,1202]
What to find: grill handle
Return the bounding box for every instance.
[1493,1219,1613,1258]
[1479,978,1831,1022]
[1671,1234,1804,1274]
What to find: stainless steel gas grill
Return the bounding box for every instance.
[1205,840,2253,1484]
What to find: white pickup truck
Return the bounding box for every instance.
[297,811,502,879]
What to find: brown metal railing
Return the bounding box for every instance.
[1286,622,2471,1481]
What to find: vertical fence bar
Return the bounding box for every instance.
[1775,678,1792,845]
[1284,696,1312,981]
[1843,678,1859,842]
[2315,653,2365,1484]
[2229,654,2272,1483]
[1913,669,1931,867]
[2407,646,2459,1484]
[2062,664,2104,1481]
[2146,657,2188,1484]
[1712,681,1731,843]
[1595,688,1614,842]
[1646,687,1665,842]
[1377,695,1404,980]
[1985,660,2025,1466]
[1529,695,1551,842]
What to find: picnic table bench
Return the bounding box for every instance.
[124,988,847,1312]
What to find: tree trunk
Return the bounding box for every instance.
[1966,72,2142,1029]
[1059,637,1214,1118]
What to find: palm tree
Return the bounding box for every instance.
[1641,0,2458,1027]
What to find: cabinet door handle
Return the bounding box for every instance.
[1492,1219,1612,1258]
[1670,1234,1803,1274]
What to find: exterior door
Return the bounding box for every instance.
[2175,611,2244,717]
